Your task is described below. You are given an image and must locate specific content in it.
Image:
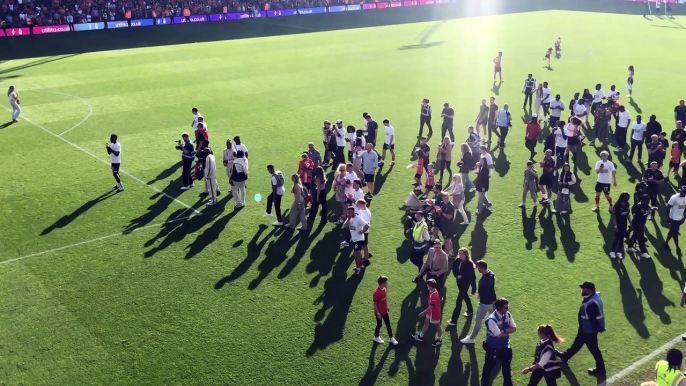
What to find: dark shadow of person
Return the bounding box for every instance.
[521,206,538,250]
[41,190,118,235]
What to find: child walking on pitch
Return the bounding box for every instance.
[373,276,399,345]
[544,47,553,68]
[412,278,443,347]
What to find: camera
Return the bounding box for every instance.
[174,140,183,150]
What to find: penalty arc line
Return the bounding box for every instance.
[0,214,199,266]
[32,90,94,136]
[0,104,202,216]
[603,333,686,385]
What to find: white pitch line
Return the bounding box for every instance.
[604,333,686,385]
[0,214,198,266]
[32,90,94,136]
[0,104,202,215]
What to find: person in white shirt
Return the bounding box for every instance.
[629,115,647,163]
[549,94,565,127]
[191,107,202,133]
[592,151,617,212]
[223,138,236,184]
[232,136,249,159]
[591,83,605,118]
[355,199,373,265]
[345,206,370,275]
[540,82,552,122]
[574,99,588,122]
[607,85,620,102]
[202,148,218,206]
[334,120,347,168]
[553,122,568,162]
[106,134,124,192]
[7,85,20,122]
[615,105,631,151]
[381,119,395,165]
[665,187,686,254]
[627,65,635,98]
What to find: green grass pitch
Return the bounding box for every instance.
[1,10,686,386]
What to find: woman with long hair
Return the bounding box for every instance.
[582,88,593,124]
[222,138,235,184]
[308,166,328,222]
[439,136,453,183]
[475,98,489,140]
[286,173,308,231]
[610,192,631,259]
[553,163,576,214]
[475,157,490,215]
[333,164,349,225]
[457,143,475,193]
[565,116,583,163]
[521,325,564,385]
[627,65,635,98]
[446,174,469,225]
[447,248,476,326]
[7,85,20,122]
[534,83,544,117]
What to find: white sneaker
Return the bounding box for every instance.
[373,337,384,344]
[446,320,457,326]
[560,210,567,214]
[460,337,475,344]
[272,221,283,226]
[460,221,469,225]
[641,253,651,259]
[617,253,624,260]
[609,252,616,259]
[206,200,216,206]
[263,213,273,218]
[340,241,349,246]
[517,203,525,208]
[391,161,395,165]
[389,337,399,345]
[469,188,476,193]
[180,186,190,190]
[626,247,636,253]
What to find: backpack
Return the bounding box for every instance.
[274,172,284,187]
[231,163,248,182]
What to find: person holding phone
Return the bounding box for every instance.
[592,151,617,212]
[106,134,124,192]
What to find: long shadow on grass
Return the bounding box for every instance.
[373,163,394,195]
[522,207,539,250]
[438,323,479,386]
[126,179,201,231]
[468,211,490,260]
[493,148,510,177]
[556,214,579,262]
[40,190,117,235]
[645,220,686,285]
[538,206,557,259]
[306,224,347,288]
[613,261,650,338]
[359,344,393,386]
[214,224,278,289]
[627,240,676,325]
[248,226,303,289]
[0,54,79,75]
[306,245,358,356]
[146,160,183,185]
[387,286,421,380]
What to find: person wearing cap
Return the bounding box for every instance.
[441,103,455,142]
[642,349,686,386]
[627,194,652,258]
[410,212,431,272]
[411,278,443,347]
[180,132,196,190]
[334,120,347,169]
[414,239,448,290]
[382,119,396,166]
[461,260,496,344]
[481,297,517,386]
[557,282,606,376]
[419,98,433,138]
[664,186,686,255]
[525,114,542,160]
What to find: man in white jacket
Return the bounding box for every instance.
[203,148,219,206]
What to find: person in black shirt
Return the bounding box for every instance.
[659,132,670,168]
[610,192,631,260]
[441,103,455,142]
[646,135,662,168]
[671,121,685,153]
[418,137,430,171]
[643,161,664,219]
[645,115,662,146]
[447,248,477,326]
[675,99,686,125]
[538,150,556,205]
[627,195,651,258]
[365,115,378,148]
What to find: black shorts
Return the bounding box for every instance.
[525,138,537,148]
[383,143,394,150]
[539,173,554,188]
[111,163,120,172]
[441,223,454,239]
[669,218,684,231]
[549,116,559,126]
[595,182,611,194]
[670,161,680,169]
[365,173,375,183]
[365,137,376,146]
[353,239,368,251]
[415,173,423,180]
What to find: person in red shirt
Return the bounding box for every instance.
[298,152,314,193]
[412,278,443,347]
[525,114,542,160]
[195,123,209,153]
[373,276,398,345]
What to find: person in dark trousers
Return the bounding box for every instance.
[447,247,477,327]
[488,97,498,144]
[265,165,285,226]
[609,192,631,260]
[373,275,399,346]
[419,98,433,138]
[441,102,455,142]
[481,298,517,386]
[308,166,328,223]
[671,121,686,154]
[643,161,664,219]
[522,73,536,111]
[106,134,124,192]
[180,132,196,189]
[520,324,563,386]
[410,212,431,271]
[557,281,606,376]
[646,115,662,146]
[461,260,496,344]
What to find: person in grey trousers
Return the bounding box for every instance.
[361,143,379,198]
[460,260,496,344]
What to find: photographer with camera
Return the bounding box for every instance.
[178,132,196,190]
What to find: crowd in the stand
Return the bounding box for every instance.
[0,0,341,26]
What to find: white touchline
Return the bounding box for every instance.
[0,214,199,266]
[0,104,202,215]
[604,333,686,385]
[30,90,94,136]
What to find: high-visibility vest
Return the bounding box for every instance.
[412,221,428,249]
[656,360,686,386]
